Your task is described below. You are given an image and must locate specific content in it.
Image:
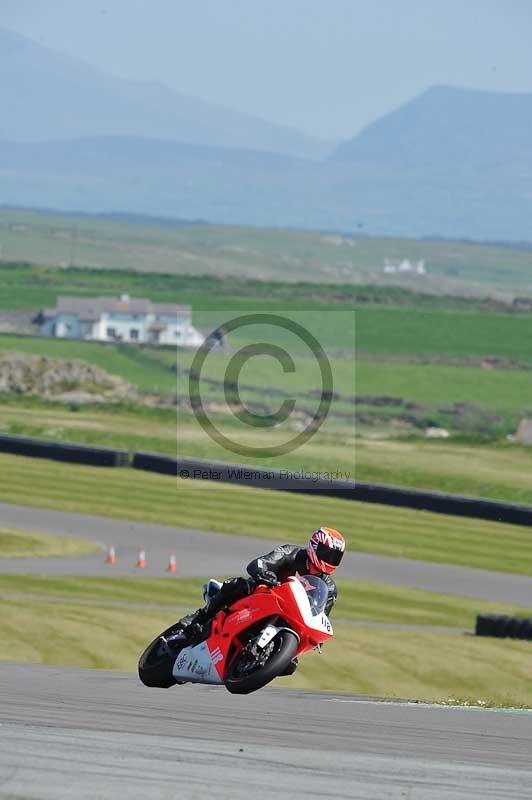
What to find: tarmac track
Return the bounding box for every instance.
[0,663,531,800]
[1,505,532,798]
[1,502,531,605]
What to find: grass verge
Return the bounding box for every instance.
[0,575,529,627]
[1,575,531,706]
[0,527,98,558]
[1,454,532,575]
[278,626,532,706]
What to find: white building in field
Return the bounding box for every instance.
[38,295,204,346]
[383,259,427,275]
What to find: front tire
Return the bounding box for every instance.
[138,624,183,688]
[225,630,298,695]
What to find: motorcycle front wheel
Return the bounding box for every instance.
[225,629,298,695]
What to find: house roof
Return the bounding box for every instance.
[49,296,192,318]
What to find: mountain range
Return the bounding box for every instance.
[2,27,532,242]
[0,27,329,159]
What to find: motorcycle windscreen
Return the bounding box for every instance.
[298,574,329,616]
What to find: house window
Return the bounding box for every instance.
[107,327,116,339]
[130,329,139,340]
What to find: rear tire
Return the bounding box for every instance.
[138,624,183,688]
[225,630,298,695]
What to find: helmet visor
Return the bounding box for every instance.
[315,541,344,567]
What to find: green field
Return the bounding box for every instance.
[353,438,532,503]
[1,574,531,705]
[3,261,532,363]
[3,400,532,503]
[281,626,532,703]
[1,574,527,626]
[1,329,531,414]
[356,359,532,409]
[2,257,532,444]
[3,207,532,296]
[354,306,532,362]
[1,253,532,490]
[0,527,98,558]
[3,212,532,707]
[1,453,532,575]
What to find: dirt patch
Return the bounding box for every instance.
[0,351,135,403]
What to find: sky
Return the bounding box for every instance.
[2,0,532,141]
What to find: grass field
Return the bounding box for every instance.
[0,574,526,628]
[0,399,358,476]
[3,400,532,503]
[1,574,531,705]
[3,208,532,296]
[0,527,98,558]
[355,438,532,503]
[2,329,531,414]
[1,453,532,575]
[3,260,532,446]
[280,626,532,704]
[356,359,532,410]
[4,212,532,707]
[3,261,532,363]
[0,261,522,314]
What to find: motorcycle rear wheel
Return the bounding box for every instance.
[225,629,298,695]
[138,624,183,688]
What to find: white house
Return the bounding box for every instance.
[38,295,204,346]
[383,259,427,275]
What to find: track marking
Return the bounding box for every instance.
[323,697,532,715]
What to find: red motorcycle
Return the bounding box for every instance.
[138,575,333,695]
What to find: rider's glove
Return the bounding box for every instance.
[254,570,279,587]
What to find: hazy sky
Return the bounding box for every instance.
[3,0,532,140]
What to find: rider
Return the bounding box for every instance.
[180,527,346,665]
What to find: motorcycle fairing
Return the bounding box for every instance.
[171,640,224,685]
[172,575,333,684]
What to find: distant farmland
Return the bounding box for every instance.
[2,207,532,296]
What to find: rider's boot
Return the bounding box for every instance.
[179,577,248,643]
[179,605,211,643]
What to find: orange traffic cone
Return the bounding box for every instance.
[136,546,147,569]
[166,553,177,574]
[105,545,117,565]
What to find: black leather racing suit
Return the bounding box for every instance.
[184,543,338,625]
[246,544,338,616]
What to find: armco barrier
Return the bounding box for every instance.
[0,434,129,467]
[132,453,532,527]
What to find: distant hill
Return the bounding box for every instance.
[332,85,532,167]
[0,27,329,159]
[2,33,532,243]
[0,136,334,229]
[2,130,532,242]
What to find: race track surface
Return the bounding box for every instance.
[0,663,531,800]
[1,502,532,605]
